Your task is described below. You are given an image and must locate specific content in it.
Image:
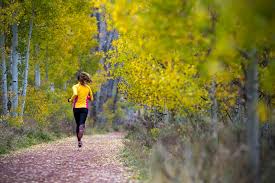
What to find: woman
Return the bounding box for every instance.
[68,72,93,148]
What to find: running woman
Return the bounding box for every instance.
[68,72,93,148]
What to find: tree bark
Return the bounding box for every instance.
[35,64,40,88]
[0,33,8,115]
[236,86,245,124]
[210,80,218,139]
[21,16,33,116]
[91,8,118,125]
[93,9,113,119]
[11,23,19,116]
[113,81,119,113]
[63,82,67,90]
[50,83,55,92]
[163,99,169,123]
[246,50,259,183]
[45,45,49,82]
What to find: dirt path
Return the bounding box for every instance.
[0,132,133,183]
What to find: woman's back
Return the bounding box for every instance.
[72,83,92,108]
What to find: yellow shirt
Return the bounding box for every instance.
[69,83,93,108]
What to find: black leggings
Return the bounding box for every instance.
[73,108,88,141]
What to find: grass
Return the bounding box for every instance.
[0,127,68,155]
[120,136,151,181]
[0,125,120,155]
[85,127,108,135]
[0,130,64,154]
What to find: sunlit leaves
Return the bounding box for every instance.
[27,0,98,85]
[100,0,275,121]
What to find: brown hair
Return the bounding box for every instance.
[77,72,92,85]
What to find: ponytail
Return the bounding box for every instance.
[77,72,92,85]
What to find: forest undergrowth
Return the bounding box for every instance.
[122,113,275,183]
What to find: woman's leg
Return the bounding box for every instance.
[73,108,81,141]
[77,108,88,142]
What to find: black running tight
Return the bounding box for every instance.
[73,108,88,141]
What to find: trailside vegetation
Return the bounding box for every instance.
[0,0,101,154]
[102,0,274,182]
[0,1,274,182]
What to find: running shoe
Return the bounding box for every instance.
[78,141,82,148]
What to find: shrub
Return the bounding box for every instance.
[0,87,74,154]
[123,116,275,183]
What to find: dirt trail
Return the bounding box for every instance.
[0,132,133,183]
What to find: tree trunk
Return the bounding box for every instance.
[35,64,40,88]
[246,50,259,183]
[50,82,55,92]
[45,45,49,82]
[97,12,107,53]
[107,79,114,98]
[210,80,218,139]
[21,17,33,116]
[11,23,19,116]
[94,9,107,121]
[91,8,118,124]
[63,82,67,90]
[0,33,8,115]
[236,87,245,124]
[113,82,119,113]
[98,83,107,113]
[163,100,169,123]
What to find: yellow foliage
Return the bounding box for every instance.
[24,87,72,127]
[257,101,268,123]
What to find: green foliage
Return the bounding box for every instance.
[0,86,74,154]
[150,128,160,141]
[1,0,102,153]
[28,0,98,85]
[96,96,127,131]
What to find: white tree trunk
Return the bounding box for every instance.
[11,23,19,116]
[163,100,169,123]
[44,45,49,82]
[210,80,218,139]
[50,83,55,92]
[35,64,40,88]
[246,50,259,182]
[63,82,67,90]
[21,17,33,116]
[0,33,8,115]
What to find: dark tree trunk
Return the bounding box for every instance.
[246,50,259,183]
[91,8,118,125]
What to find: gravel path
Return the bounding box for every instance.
[0,132,132,183]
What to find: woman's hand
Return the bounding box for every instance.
[68,98,71,103]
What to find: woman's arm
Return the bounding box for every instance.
[88,86,93,101]
[68,85,78,102]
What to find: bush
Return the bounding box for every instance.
[95,97,127,132]
[149,127,251,183]
[24,87,73,129]
[0,124,58,155]
[121,138,151,180]
[123,117,275,183]
[0,87,74,155]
